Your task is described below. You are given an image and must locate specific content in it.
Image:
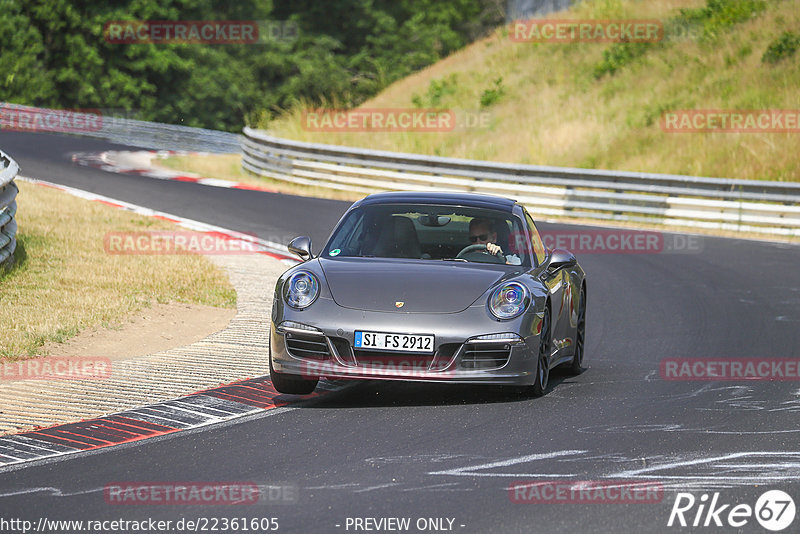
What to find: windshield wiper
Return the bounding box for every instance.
[440,258,468,262]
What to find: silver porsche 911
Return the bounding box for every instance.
[269,191,586,397]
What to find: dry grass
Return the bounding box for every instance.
[263,0,800,181]
[157,154,363,202]
[159,154,246,184]
[0,181,236,360]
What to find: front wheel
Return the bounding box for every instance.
[566,285,586,376]
[269,354,318,395]
[519,304,551,398]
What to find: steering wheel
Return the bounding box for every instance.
[456,244,505,264]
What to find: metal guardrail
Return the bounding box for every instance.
[0,150,19,267]
[0,102,240,153]
[89,115,241,153]
[242,127,800,237]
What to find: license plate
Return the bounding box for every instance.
[354,331,434,353]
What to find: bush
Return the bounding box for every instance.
[593,42,653,79]
[479,77,505,108]
[763,31,800,64]
[412,74,459,108]
[675,0,766,42]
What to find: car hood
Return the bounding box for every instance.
[319,258,516,313]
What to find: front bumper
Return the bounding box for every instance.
[270,297,543,386]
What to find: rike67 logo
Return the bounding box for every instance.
[668,490,796,531]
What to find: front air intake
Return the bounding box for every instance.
[460,342,512,370]
[285,332,331,360]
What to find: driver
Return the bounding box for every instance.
[468,218,503,256]
[468,218,522,265]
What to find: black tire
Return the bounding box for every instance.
[566,285,586,376]
[527,304,551,397]
[269,354,319,395]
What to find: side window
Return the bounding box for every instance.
[325,211,363,256]
[506,218,528,265]
[524,211,547,267]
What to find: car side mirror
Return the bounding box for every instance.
[546,249,576,274]
[288,236,313,261]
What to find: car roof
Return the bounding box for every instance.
[356,191,518,212]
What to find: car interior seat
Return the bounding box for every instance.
[493,218,511,254]
[373,216,422,258]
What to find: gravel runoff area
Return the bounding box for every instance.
[0,253,289,435]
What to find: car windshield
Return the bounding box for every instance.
[322,203,531,267]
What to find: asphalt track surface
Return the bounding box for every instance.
[2,130,800,533]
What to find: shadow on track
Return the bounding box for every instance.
[288,368,583,409]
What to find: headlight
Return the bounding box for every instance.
[488,282,529,320]
[284,271,320,309]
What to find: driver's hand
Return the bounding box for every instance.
[486,243,501,255]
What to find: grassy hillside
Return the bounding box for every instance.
[264,0,800,181]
